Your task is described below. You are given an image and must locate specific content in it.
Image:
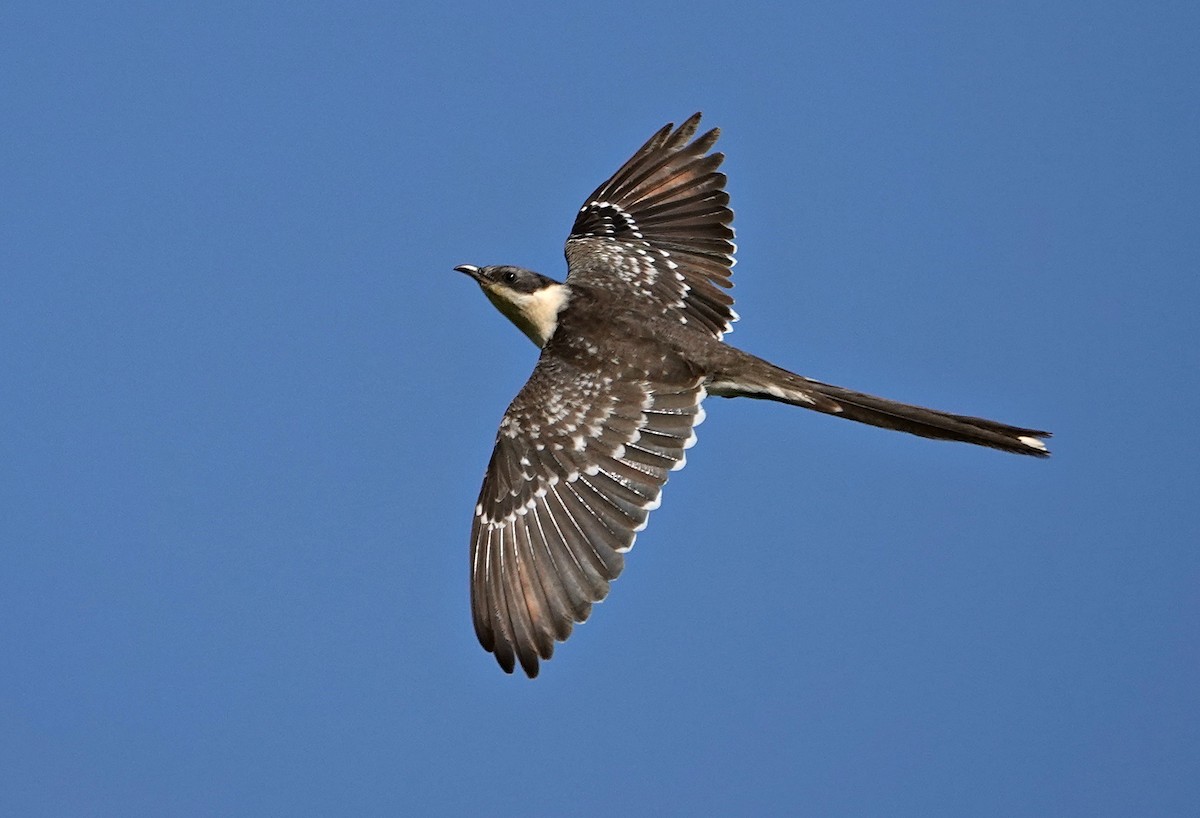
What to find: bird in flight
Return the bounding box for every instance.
[455,113,1050,677]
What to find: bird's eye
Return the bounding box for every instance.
[502,270,517,284]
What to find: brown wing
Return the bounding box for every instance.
[564,113,738,339]
[471,355,707,677]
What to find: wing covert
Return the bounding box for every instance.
[564,113,738,339]
[471,355,707,677]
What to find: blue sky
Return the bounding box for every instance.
[3,2,1198,815]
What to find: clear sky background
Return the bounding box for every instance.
[3,2,1197,816]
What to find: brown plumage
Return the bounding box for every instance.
[456,114,1050,677]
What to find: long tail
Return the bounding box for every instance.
[708,355,1051,457]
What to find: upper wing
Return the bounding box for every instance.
[471,354,707,677]
[564,113,738,339]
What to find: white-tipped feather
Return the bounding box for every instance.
[1018,436,1048,452]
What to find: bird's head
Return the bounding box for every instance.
[454,264,568,348]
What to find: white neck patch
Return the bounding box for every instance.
[483,282,569,347]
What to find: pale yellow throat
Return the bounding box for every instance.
[483,282,569,348]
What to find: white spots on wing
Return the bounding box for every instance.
[506,371,609,447]
[568,196,738,342]
[486,509,518,526]
[577,201,644,240]
[570,235,661,295]
[479,372,712,580]
[514,496,538,517]
[714,307,739,340]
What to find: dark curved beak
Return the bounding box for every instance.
[454,264,483,282]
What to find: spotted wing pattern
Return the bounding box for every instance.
[471,355,707,677]
[565,113,738,339]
